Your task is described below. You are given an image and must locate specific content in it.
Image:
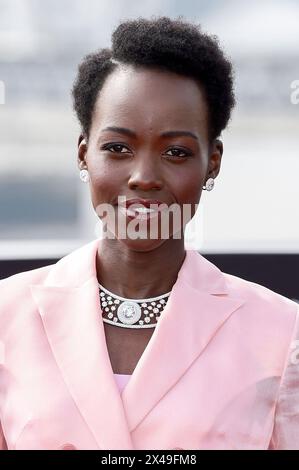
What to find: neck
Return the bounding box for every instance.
[96,238,186,299]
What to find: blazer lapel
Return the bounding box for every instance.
[30,238,245,448]
[30,240,134,450]
[122,249,246,432]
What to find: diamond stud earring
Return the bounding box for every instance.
[79,169,90,183]
[203,177,214,191]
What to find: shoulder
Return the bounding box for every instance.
[221,270,299,342]
[194,250,298,316]
[0,239,93,296]
[0,263,53,294]
[0,239,97,333]
[223,270,297,311]
[0,264,54,330]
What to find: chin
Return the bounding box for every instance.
[117,236,168,253]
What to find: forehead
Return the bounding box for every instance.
[91,65,209,141]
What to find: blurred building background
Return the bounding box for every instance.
[0,0,298,297]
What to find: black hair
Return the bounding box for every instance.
[71,15,235,144]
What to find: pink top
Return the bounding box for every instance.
[114,373,131,393]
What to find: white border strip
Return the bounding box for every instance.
[0,238,298,260]
[0,239,87,260]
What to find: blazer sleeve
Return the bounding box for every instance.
[268,307,299,450]
[0,338,7,450]
[0,421,7,450]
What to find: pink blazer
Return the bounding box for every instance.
[0,238,298,450]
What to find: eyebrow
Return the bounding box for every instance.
[101,126,199,142]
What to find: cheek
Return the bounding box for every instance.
[172,169,204,205]
[88,159,123,206]
[165,170,203,231]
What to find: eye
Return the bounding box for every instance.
[101,143,131,154]
[101,143,193,159]
[164,147,193,159]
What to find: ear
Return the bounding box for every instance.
[206,138,223,179]
[77,134,88,170]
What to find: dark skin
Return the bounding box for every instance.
[77,64,223,374]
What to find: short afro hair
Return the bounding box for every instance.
[71,16,236,144]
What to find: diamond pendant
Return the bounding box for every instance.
[117,301,142,325]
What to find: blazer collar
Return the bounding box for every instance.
[30,238,245,450]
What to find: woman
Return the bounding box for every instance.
[0,16,298,451]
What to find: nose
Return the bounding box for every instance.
[127,155,163,191]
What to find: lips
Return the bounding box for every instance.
[125,198,166,209]
[118,198,168,220]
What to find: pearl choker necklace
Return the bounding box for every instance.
[98,283,171,329]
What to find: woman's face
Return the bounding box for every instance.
[78,64,223,251]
